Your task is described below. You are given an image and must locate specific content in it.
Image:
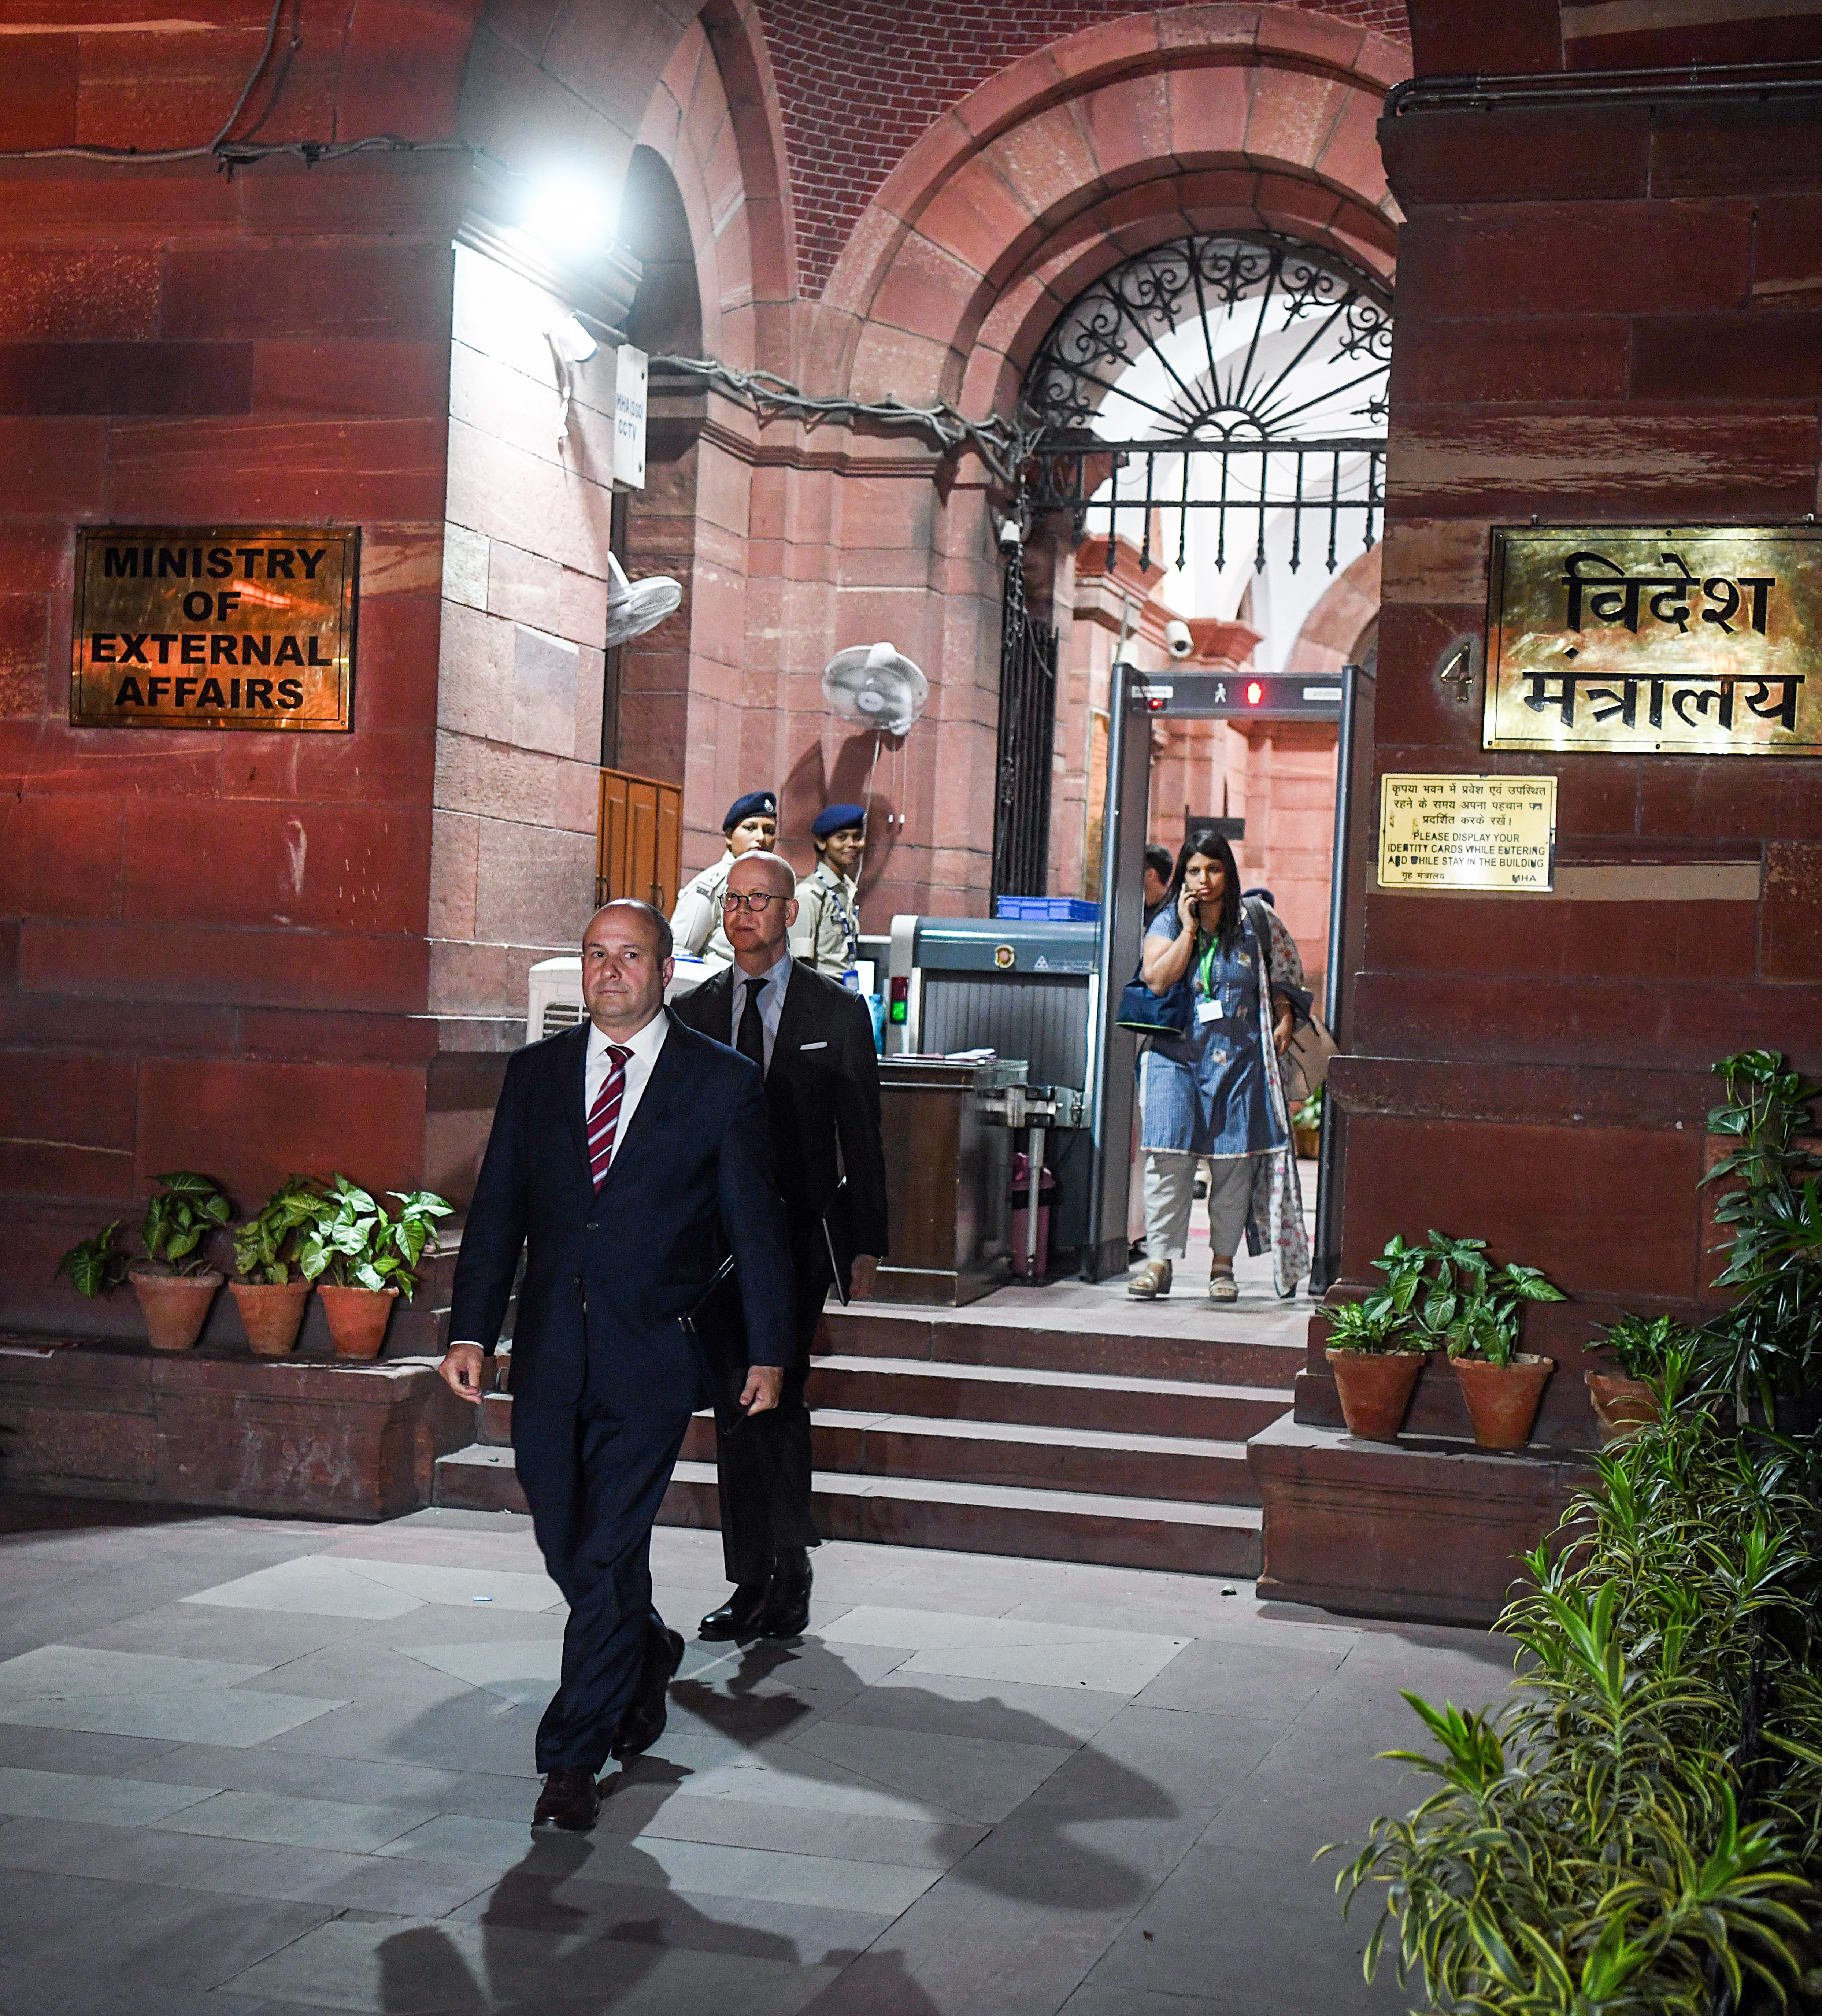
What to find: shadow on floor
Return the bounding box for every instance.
[372,1632,1175,2012]
[0,1489,219,1540]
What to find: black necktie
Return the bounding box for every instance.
[737,976,765,1072]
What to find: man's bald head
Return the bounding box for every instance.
[582,899,672,960]
[726,850,796,899]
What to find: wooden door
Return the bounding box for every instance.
[596,767,682,912]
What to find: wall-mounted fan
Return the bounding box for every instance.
[822,642,928,835]
[605,551,682,648]
[820,642,928,738]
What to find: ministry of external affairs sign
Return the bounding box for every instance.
[71,526,359,731]
[1484,524,1822,755]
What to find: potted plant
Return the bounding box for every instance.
[230,1176,327,1357]
[297,1176,453,1358]
[55,1220,129,1300]
[1322,1292,1426,1442]
[1399,1231,1565,1450]
[1582,1311,1681,1444]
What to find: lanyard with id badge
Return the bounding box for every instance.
[1195,937,1228,1053]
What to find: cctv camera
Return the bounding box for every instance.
[1164,619,1193,660]
[547,314,598,366]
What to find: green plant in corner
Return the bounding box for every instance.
[296,1175,453,1297]
[140,1171,232,1277]
[55,1220,128,1298]
[232,1176,329,1286]
[1294,1082,1324,1133]
[1700,1048,1822,1428]
[1364,1228,1566,1366]
[1587,1310,1690,1382]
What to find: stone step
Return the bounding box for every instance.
[818,1302,1305,1390]
[678,1409,1258,1505]
[807,1354,1290,1442]
[430,1446,1262,1578]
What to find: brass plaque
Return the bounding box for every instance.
[71,525,359,731]
[1485,524,1822,755]
[1378,774,1557,892]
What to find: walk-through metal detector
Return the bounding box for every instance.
[1081,659,1354,1281]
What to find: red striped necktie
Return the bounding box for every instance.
[586,1043,633,1189]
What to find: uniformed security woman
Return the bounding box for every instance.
[670,790,778,971]
[792,802,865,978]
[1129,829,1309,1304]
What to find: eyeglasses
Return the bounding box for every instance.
[721,891,783,912]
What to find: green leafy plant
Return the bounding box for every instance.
[1323,1296,1419,1355]
[296,1175,452,1297]
[55,1220,128,1298]
[232,1176,329,1286]
[1700,1049,1822,1428]
[140,1171,232,1277]
[1328,1387,1822,2015]
[1294,1082,1325,1133]
[1338,1229,1566,1368]
[1588,1311,1691,1383]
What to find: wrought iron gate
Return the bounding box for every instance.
[992,545,1059,899]
[992,229,1392,897]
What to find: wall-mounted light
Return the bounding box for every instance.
[523,171,618,262]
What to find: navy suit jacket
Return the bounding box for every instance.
[448,1011,795,1416]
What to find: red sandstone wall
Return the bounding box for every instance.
[1326,53,1822,1441]
[0,8,474,1334]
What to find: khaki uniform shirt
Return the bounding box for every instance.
[671,850,736,969]
[791,860,861,977]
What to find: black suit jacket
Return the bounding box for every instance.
[448,1011,795,1416]
[674,961,889,1300]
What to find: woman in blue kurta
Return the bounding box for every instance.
[1129,830,1310,1303]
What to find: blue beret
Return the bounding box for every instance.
[812,802,867,838]
[723,790,777,830]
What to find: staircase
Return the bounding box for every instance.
[434,1295,1301,1577]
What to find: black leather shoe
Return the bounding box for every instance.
[532,1767,600,1832]
[610,1623,684,1760]
[698,1582,768,1641]
[756,1548,812,1638]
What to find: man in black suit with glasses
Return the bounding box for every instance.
[673,848,889,1641]
[439,898,794,1833]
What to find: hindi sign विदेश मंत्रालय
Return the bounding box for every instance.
[1483,524,1822,756]
[69,526,359,732]
[1378,774,1558,893]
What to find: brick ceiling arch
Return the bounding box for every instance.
[758,0,1409,296]
[809,4,1408,413]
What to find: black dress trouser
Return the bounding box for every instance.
[716,1257,825,1586]
[513,1394,694,1775]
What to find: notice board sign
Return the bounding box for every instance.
[1484,523,1822,755]
[1378,774,1558,892]
[71,526,359,731]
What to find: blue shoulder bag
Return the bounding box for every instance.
[1116,914,1194,1038]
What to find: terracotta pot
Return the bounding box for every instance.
[230,1279,311,1357]
[130,1267,221,1352]
[1326,1348,1426,1442]
[1452,1352,1553,1452]
[1293,1124,1321,1160]
[1585,1367,1658,1446]
[318,1282,398,1359]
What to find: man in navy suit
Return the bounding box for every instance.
[439,898,793,1833]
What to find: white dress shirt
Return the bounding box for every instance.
[585,1008,669,1165]
[448,1012,670,1353]
[730,948,792,1073]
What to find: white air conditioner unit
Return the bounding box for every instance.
[525,950,715,1045]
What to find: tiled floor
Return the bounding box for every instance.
[0,1490,1507,2015]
